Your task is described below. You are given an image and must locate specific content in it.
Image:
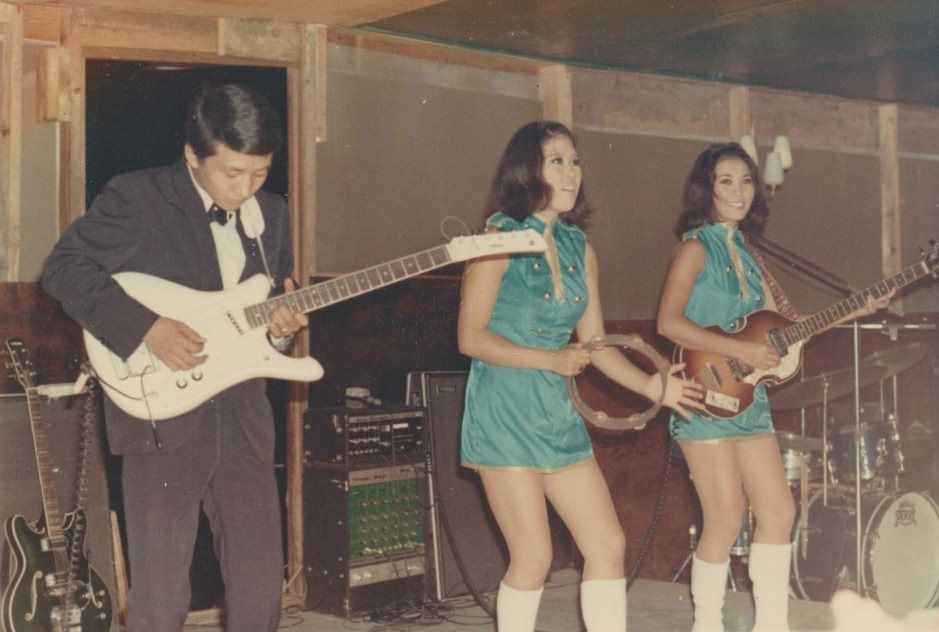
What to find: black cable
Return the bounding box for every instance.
[434,491,497,619]
[626,432,675,587]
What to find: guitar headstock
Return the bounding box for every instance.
[445,228,548,263]
[923,239,939,279]
[3,338,35,392]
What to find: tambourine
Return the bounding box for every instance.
[567,334,670,431]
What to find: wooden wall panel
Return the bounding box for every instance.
[898,105,939,156]
[573,68,730,140]
[750,87,878,152]
[0,283,84,393]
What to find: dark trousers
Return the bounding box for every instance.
[122,411,283,632]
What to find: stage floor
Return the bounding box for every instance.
[180,567,928,632]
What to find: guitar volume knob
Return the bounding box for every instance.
[176,378,188,389]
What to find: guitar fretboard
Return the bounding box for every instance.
[24,388,66,545]
[242,245,452,328]
[781,259,930,346]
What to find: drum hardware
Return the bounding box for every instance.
[771,322,934,593]
[748,234,937,613]
[730,500,753,559]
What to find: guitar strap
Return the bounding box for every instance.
[746,237,801,320]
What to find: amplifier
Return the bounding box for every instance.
[303,462,427,615]
[304,405,426,465]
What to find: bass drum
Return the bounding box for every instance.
[792,488,939,616]
[791,488,860,602]
[863,491,939,616]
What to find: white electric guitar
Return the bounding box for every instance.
[85,229,546,421]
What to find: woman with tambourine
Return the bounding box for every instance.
[458,120,704,632]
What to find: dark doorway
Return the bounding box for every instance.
[84,59,290,611]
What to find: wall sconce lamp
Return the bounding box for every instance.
[739,132,793,198]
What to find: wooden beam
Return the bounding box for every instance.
[539,64,571,128]
[218,17,299,63]
[76,8,217,54]
[1,2,23,281]
[879,104,902,300]
[9,0,449,26]
[329,27,540,77]
[38,46,70,121]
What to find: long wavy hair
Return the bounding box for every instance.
[675,142,769,238]
[484,121,593,229]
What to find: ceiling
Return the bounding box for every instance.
[365,0,939,108]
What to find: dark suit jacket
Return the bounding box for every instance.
[41,159,294,457]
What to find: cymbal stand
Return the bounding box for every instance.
[821,381,829,506]
[851,321,863,591]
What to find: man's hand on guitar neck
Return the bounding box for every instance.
[143,317,207,371]
[267,278,309,342]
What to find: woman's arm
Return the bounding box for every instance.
[657,239,780,370]
[576,243,704,419]
[457,254,589,376]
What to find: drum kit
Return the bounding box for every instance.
[732,340,938,616]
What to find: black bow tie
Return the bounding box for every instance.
[208,204,235,226]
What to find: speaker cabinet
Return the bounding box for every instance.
[303,462,427,616]
[0,392,118,631]
[405,371,508,601]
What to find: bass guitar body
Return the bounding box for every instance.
[674,310,804,419]
[2,510,112,632]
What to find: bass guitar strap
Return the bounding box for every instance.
[746,236,801,321]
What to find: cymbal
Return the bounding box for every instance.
[769,364,888,410]
[769,342,930,410]
[857,341,929,378]
[775,431,823,453]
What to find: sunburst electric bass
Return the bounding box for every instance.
[675,242,938,418]
[84,230,546,421]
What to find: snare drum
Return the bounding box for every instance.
[827,423,900,484]
[781,450,820,487]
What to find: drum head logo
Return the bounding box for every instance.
[895,499,916,527]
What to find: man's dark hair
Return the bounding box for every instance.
[185,83,283,159]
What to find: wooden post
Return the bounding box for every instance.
[539,63,572,127]
[63,7,85,225]
[728,85,750,141]
[1,2,23,281]
[284,21,325,600]
[878,104,902,308]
